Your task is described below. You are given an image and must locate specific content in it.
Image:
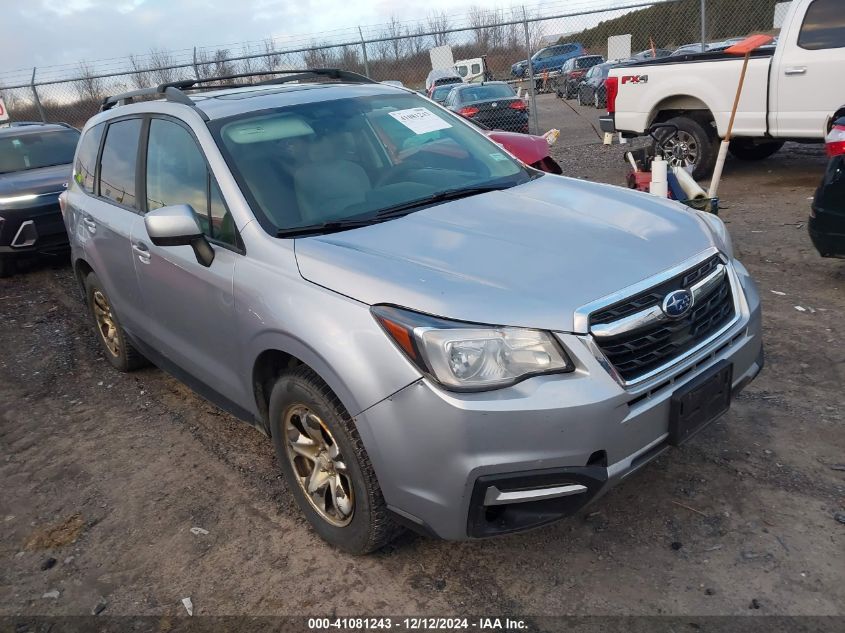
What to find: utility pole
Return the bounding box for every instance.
[522,7,540,134]
[358,27,371,78]
[30,68,46,122]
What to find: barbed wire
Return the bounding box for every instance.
[0,0,674,86]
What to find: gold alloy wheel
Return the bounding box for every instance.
[283,405,355,527]
[92,290,120,357]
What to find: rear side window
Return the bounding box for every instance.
[74,123,104,194]
[471,63,481,74]
[798,0,845,50]
[98,119,141,208]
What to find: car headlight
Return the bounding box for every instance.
[372,305,574,391]
[697,210,733,258]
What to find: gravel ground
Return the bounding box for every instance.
[1,106,843,621]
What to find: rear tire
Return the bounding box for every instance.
[0,258,16,278]
[728,139,785,161]
[269,365,402,554]
[655,115,718,181]
[84,272,147,372]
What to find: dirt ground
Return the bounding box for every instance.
[1,98,843,620]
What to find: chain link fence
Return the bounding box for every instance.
[0,0,786,133]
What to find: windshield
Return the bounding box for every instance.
[455,84,515,103]
[0,129,79,175]
[211,93,530,235]
[577,57,603,69]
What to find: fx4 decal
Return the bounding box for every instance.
[621,75,649,84]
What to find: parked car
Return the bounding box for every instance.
[472,121,562,174]
[64,69,762,553]
[628,48,673,61]
[577,62,615,108]
[0,121,79,277]
[809,109,845,257]
[429,83,456,105]
[511,42,585,78]
[670,42,712,56]
[443,82,529,133]
[556,55,605,99]
[602,0,845,178]
[425,69,462,95]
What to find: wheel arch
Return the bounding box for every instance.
[828,104,845,132]
[649,95,716,134]
[73,257,95,295]
[249,334,374,436]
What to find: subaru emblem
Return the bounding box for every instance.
[662,289,693,319]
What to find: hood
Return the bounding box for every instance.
[0,163,71,198]
[486,131,549,165]
[295,176,718,333]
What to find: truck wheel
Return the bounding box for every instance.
[728,139,785,161]
[269,365,402,554]
[656,116,717,181]
[84,272,147,371]
[0,258,16,278]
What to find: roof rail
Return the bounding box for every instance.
[0,121,77,130]
[100,68,376,116]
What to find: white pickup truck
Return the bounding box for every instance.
[600,0,845,178]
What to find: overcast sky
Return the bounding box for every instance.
[0,0,613,82]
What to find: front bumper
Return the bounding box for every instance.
[0,200,68,258]
[356,260,762,540]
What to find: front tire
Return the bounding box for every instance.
[269,366,401,554]
[655,115,718,181]
[728,139,785,161]
[84,272,146,371]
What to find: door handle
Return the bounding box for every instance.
[132,241,151,264]
[784,66,807,75]
[82,216,97,234]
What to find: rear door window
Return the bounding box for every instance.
[798,0,845,49]
[98,118,142,208]
[74,123,104,194]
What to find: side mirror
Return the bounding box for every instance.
[144,204,215,267]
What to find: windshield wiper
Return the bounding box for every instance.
[374,183,515,219]
[276,217,379,238]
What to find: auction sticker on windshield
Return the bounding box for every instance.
[388,108,452,134]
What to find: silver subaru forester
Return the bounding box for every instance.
[61,70,762,553]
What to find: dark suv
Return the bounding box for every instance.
[556,55,605,99]
[0,122,79,276]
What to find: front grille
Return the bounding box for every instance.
[590,255,735,381]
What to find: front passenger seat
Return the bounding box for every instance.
[294,135,371,223]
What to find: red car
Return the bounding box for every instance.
[486,130,562,174]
